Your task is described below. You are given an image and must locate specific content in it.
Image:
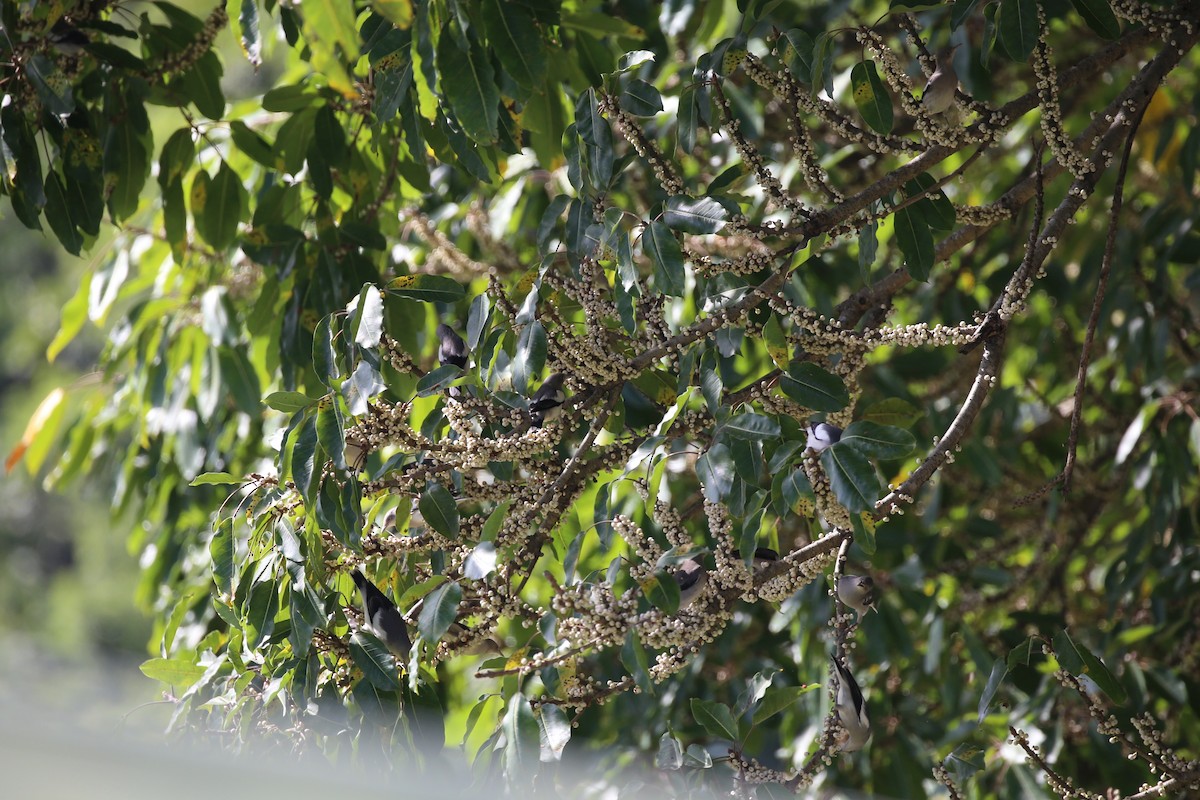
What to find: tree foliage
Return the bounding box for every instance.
[4,0,1200,796]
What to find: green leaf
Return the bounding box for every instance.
[438,30,499,144]
[839,421,916,459]
[481,0,546,95]
[663,196,728,234]
[723,412,781,441]
[621,628,654,693]
[820,445,879,513]
[202,163,244,251]
[906,173,956,231]
[385,274,467,303]
[644,221,687,296]
[859,397,923,428]
[210,518,235,596]
[350,631,402,690]
[243,578,278,649]
[265,391,318,413]
[951,0,983,29]
[895,206,934,282]
[140,657,207,687]
[1053,631,1127,704]
[779,362,850,411]
[43,172,83,255]
[752,684,818,724]
[690,698,740,742]
[696,442,735,503]
[621,79,664,117]
[416,364,464,396]
[1007,636,1035,668]
[641,569,681,615]
[1069,0,1120,39]
[977,658,1008,722]
[997,0,1040,62]
[537,704,571,762]
[316,399,347,470]
[190,472,242,486]
[238,0,262,65]
[781,29,814,83]
[420,482,460,538]
[656,732,684,770]
[418,581,462,643]
[849,61,893,134]
[299,0,358,95]
[502,694,540,783]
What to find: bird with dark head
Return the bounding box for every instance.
[832,657,871,752]
[528,372,566,427]
[436,324,468,369]
[351,569,412,661]
[673,557,709,609]
[836,574,878,618]
[807,422,842,453]
[921,44,962,115]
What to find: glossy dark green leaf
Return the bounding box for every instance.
[780,466,814,513]
[723,412,781,441]
[287,413,319,503]
[664,196,728,234]
[621,79,664,116]
[696,442,735,503]
[420,482,460,539]
[416,364,464,396]
[512,320,547,395]
[385,274,466,303]
[997,0,1039,62]
[951,0,983,28]
[350,631,402,690]
[43,172,83,255]
[502,694,540,783]
[1069,0,1120,39]
[575,89,614,190]
[27,55,75,116]
[895,206,934,282]
[621,628,655,692]
[859,397,923,428]
[820,445,879,513]
[1053,631,1127,704]
[906,173,956,231]
[690,698,740,742]
[210,517,235,596]
[839,421,916,459]
[180,51,226,119]
[103,100,151,222]
[752,684,818,724]
[417,580,462,642]
[316,400,347,470]
[641,569,681,615]
[1007,636,1035,668]
[849,61,893,134]
[244,578,278,649]
[781,29,814,83]
[343,361,387,416]
[779,362,850,411]
[313,316,338,388]
[201,163,244,251]
[644,221,686,296]
[977,658,1008,722]
[238,0,262,65]
[437,30,499,144]
[481,0,546,95]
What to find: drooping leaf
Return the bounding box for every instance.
[418,580,463,643]
[690,698,740,742]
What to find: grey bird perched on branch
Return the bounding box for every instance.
[351,570,412,661]
[674,558,709,609]
[921,44,962,115]
[807,422,842,453]
[436,324,468,369]
[836,574,878,617]
[832,657,871,752]
[528,372,566,427]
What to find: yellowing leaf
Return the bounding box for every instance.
[6,387,65,473]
